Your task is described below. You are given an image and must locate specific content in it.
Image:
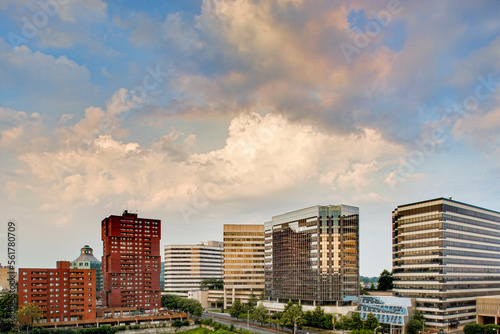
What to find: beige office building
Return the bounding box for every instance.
[476,295,500,325]
[223,224,265,308]
[0,266,16,294]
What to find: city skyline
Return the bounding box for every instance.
[1,1,500,277]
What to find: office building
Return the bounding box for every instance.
[393,197,500,328]
[164,241,223,292]
[346,295,415,334]
[70,245,103,297]
[18,261,96,323]
[476,295,500,325]
[265,205,359,305]
[101,210,161,311]
[0,265,16,295]
[223,224,265,308]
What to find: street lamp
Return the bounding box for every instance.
[294,315,302,334]
[374,325,382,334]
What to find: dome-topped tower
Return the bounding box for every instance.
[71,245,103,298]
[74,245,100,263]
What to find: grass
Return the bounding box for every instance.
[178,328,212,334]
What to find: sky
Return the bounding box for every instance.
[0,0,499,277]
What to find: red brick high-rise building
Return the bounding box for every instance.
[18,261,96,323]
[101,210,161,312]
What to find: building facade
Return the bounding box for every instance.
[223,224,265,308]
[265,205,359,305]
[393,197,500,328]
[101,210,161,312]
[164,241,223,292]
[160,262,165,291]
[0,265,16,295]
[70,245,103,297]
[346,295,415,334]
[476,295,500,325]
[18,261,96,323]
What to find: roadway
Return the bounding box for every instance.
[202,311,341,334]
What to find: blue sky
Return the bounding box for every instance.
[0,0,500,276]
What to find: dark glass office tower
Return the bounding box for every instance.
[393,198,500,328]
[264,205,359,305]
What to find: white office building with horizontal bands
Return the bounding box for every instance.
[393,197,500,328]
[164,241,223,292]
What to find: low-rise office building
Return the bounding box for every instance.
[346,295,415,334]
[476,295,500,325]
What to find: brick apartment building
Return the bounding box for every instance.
[18,261,96,323]
[101,210,161,312]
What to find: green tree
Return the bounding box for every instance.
[407,319,424,334]
[0,293,17,333]
[193,305,203,317]
[351,312,363,330]
[324,313,334,330]
[412,311,425,324]
[377,269,393,291]
[363,313,379,331]
[360,285,369,295]
[200,278,223,290]
[18,302,43,332]
[172,319,184,328]
[259,290,265,301]
[247,293,258,310]
[303,310,313,327]
[335,315,352,330]
[229,299,244,319]
[351,330,373,334]
[464,323,484,334]
[162,294,181,310]
[270,312,283,329]
[483,324,500,334]
[162,295,203,316]
[251,304,270,325]
[280,301,304,330]
[311,305,326,328]
[370,283,375,290]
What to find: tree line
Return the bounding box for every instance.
[161,294,203,317]
[464,323,500,334]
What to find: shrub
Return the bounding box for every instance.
[464,323,484,334]
[172,320,184,328]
